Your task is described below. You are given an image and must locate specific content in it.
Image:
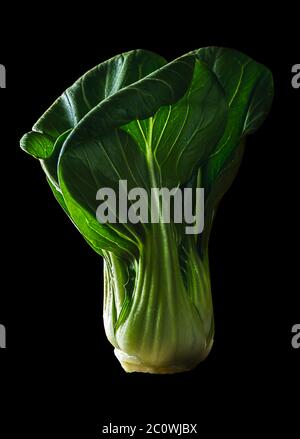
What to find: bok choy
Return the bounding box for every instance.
[20,48,273,373]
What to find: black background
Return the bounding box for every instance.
[0,13,299,437]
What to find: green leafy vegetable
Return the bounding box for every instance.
[20,48,273,373]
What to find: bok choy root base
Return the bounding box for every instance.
[20,48,273,373]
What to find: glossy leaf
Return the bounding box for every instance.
[122,60,227,187]
[20,131,54,158]
[196,47,273,188]
[20,49,168,159]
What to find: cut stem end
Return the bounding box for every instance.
[114,343,213,374]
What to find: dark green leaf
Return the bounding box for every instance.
[41,129,73,188]
[122,59,227,187]
[196,47,273,188]
[20,49,168,159]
